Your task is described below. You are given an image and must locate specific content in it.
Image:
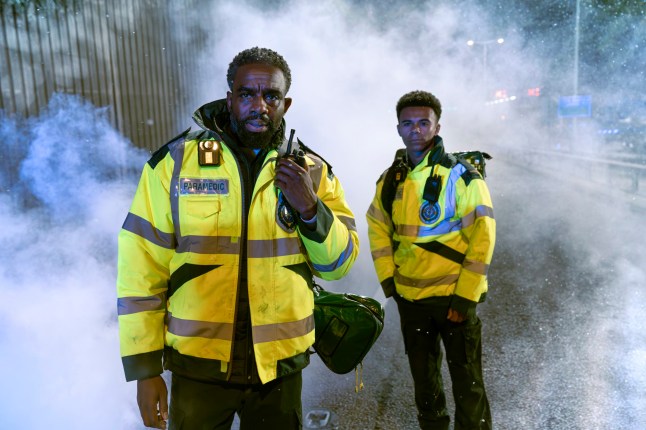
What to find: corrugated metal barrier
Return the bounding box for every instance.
[1,0,199,152]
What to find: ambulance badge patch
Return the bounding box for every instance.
[420,201,441,224]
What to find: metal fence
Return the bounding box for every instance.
[503,147,646,206]
[1,0,200,152]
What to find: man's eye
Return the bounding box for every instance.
[266,94,279,102]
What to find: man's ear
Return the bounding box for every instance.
[283,97,292,113]
[435,123,441,135]
[396,123,403,138]
[226,91,232,110]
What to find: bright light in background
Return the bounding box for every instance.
[466,37,504,46]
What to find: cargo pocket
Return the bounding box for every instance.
[448,317,482,365]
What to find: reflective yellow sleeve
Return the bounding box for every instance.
[298,163,359,281]
[117,162,174,380]
[454,177,496,302]
[366,177,396,284]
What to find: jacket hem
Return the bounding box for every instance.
[163,346,228,383]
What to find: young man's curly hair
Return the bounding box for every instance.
[396,90,442,121]
[227,47,292,93]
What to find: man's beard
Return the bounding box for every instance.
[229,113,281,150]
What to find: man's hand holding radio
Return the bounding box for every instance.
[275,151,317,221]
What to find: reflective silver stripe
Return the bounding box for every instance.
[122,213,177,249]
[396,223,422,237]
[312,236,355,273]
[395,271,459,289]
[252,314,315,344]
[248,237,302,258]
[396,217,463,238]
[176,235,241,254]
[367,203,388,224]
[117,292,166,316]
[445,167,461,218]
[476,205,495,219]
[371,246,392,260]
[461,205,494,228]
[170,140,186,242]
[167,312,234,341]
[463,258,489,275]
[338,215,357,232]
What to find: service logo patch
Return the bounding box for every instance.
[420,201,441,224]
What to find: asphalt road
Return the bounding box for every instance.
[300,158,646,430]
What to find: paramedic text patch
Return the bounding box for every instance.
[180,178,229,195]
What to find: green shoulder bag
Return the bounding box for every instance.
[312,283,385,375]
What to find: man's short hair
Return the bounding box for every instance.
[396,90,442,121]
[227,47,292,93]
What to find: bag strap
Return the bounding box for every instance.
[380,148,408,216]
[380,149,491,218]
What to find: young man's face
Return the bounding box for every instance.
[397,106,441,159]
[226,63,292,149]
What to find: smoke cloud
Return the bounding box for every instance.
[0,0,643,429]
[177,0,552,296]
[0,94,147,429]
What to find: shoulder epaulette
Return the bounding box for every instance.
[148,127,191,169]
[185,129,213,142]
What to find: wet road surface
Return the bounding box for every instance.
[301,157,646,430]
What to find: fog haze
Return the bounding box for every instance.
[0,1,644,429]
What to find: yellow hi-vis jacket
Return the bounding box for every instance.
[366,139,495,316]
[117,113,359,384]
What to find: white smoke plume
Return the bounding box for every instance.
[0,94,147,429]
[0,1,643,429]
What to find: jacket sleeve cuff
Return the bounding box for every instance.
[380,277,396,298]
[298,199,333,243]
[449,295,477,320]
[122,350,164,382]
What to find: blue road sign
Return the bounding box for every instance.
[558,95,592,118]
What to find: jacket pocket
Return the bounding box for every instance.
[180,197,221,236]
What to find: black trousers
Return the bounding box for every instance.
[395,295,492,430]
[168,371,302,430]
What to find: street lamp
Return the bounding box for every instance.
[467,38,505,101]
